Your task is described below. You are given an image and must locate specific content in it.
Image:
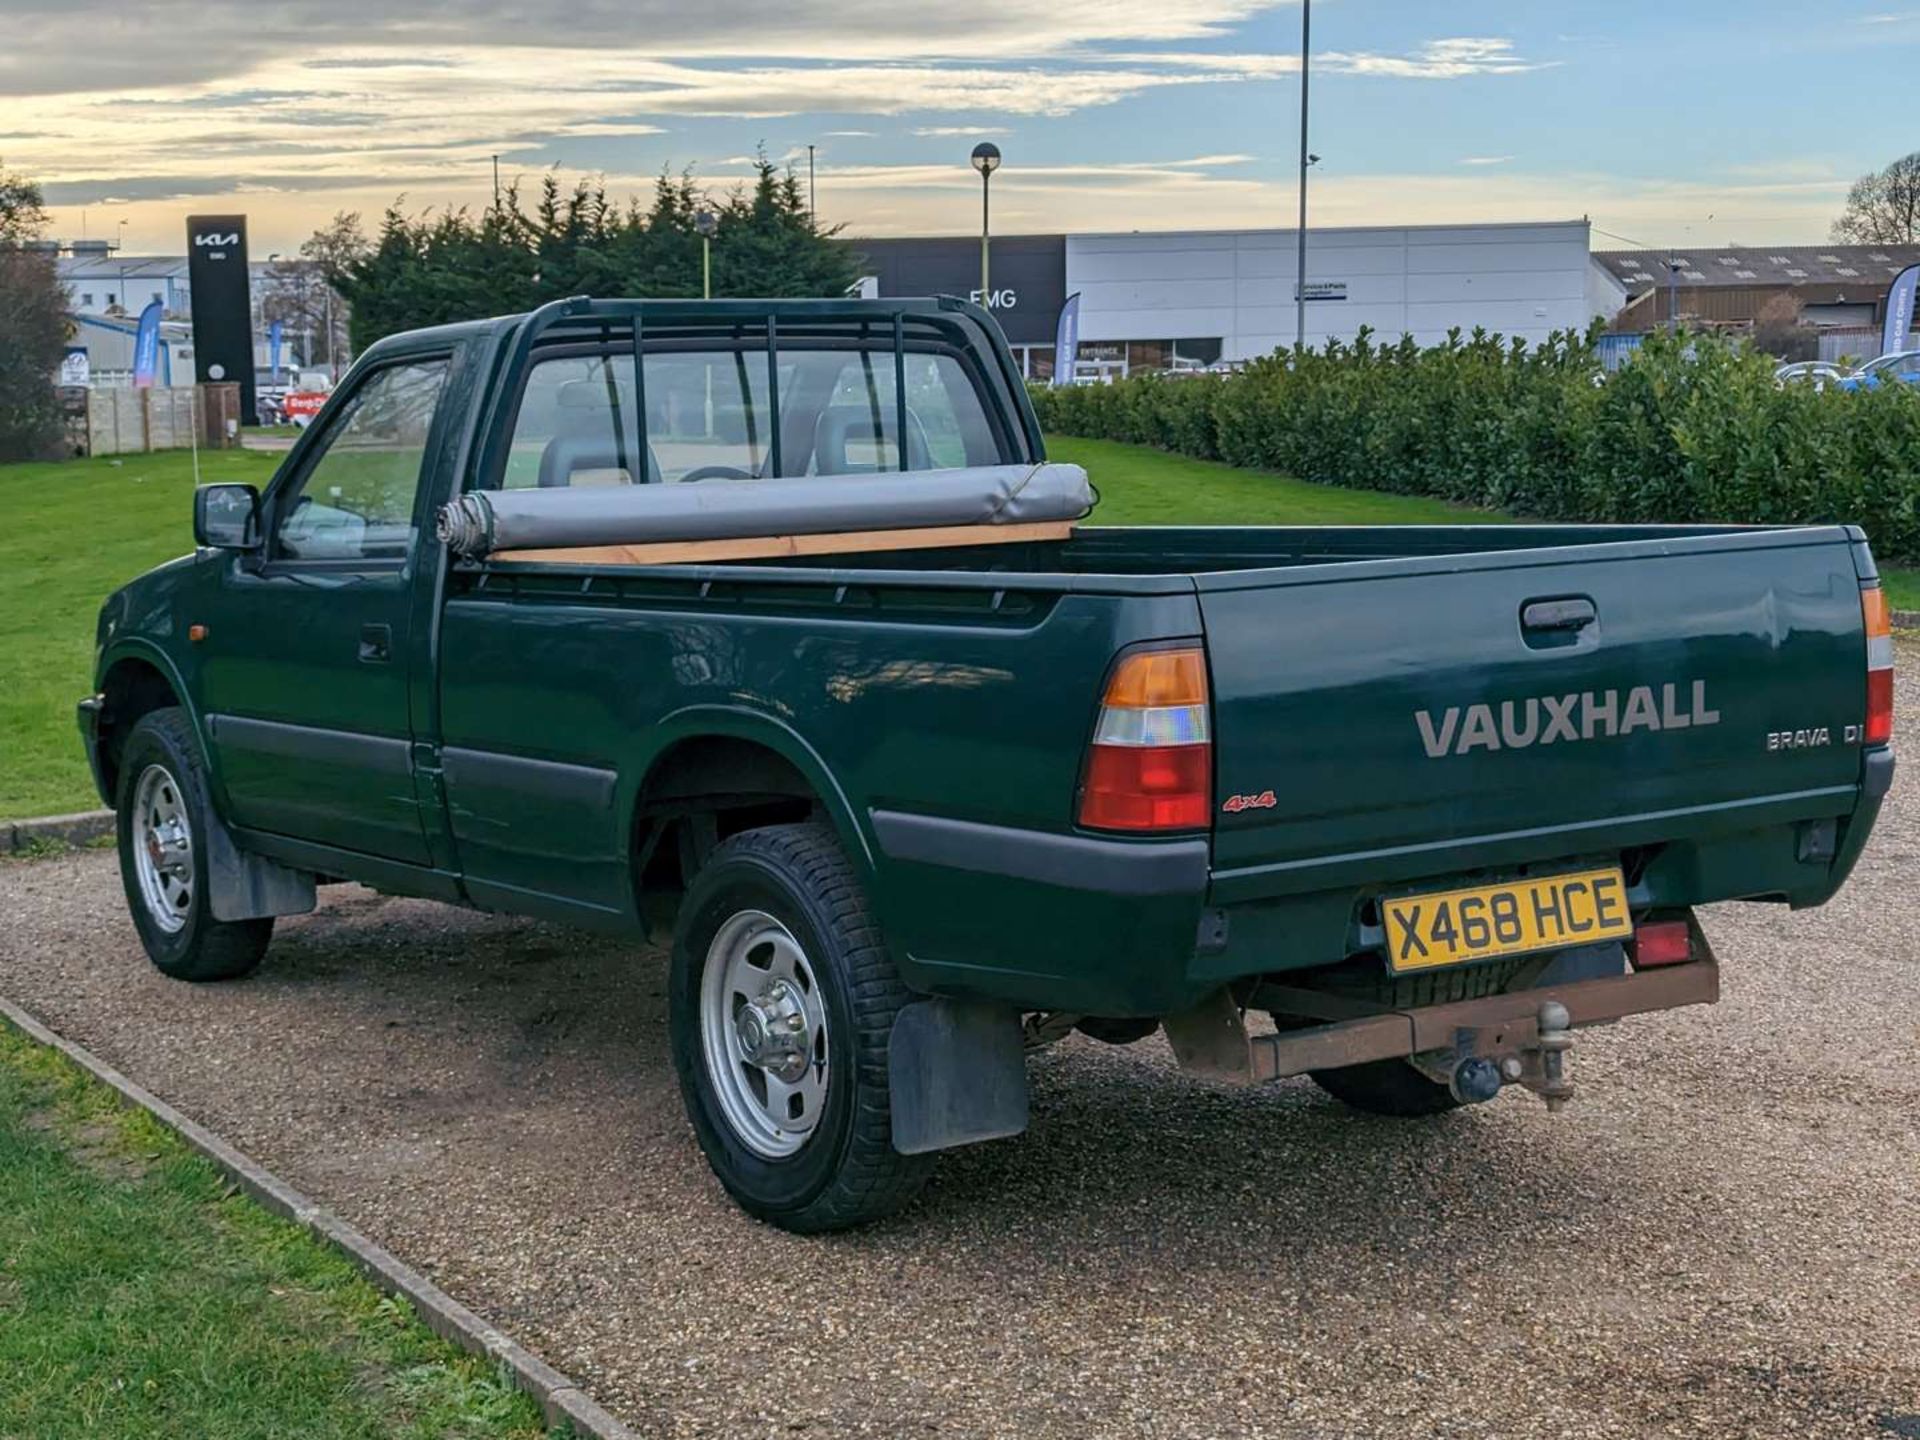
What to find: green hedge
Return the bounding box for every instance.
[1030,326,1920,564]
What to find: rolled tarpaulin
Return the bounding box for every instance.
[437,462,1093,558]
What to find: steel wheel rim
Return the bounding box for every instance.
[132,764,194,934]
[699,909,830,1159]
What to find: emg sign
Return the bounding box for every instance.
[850,235,1065,343]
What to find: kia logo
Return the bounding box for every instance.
[195,233,240,247]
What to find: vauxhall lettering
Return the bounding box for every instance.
[1414,681,1719,759]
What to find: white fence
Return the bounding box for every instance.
[1816,328,1920,364]
[81,386,242,457]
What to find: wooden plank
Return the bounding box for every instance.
[491,519,1076,568]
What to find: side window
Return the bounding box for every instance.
[274,358,449,562]
[501,353,643,488]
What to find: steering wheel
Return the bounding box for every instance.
[680,464,757,482]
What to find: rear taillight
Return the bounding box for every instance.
[1078,646,1212,832]
[1629,918,1692,968]
[1863,586,1894,747]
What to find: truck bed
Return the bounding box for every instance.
[465,518,1883,1013]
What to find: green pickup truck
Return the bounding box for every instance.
[81,297,1896,1232]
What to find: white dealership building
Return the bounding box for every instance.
[853,219,1623,380]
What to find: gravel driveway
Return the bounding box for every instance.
[3,644,1916,1439]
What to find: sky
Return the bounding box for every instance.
[2,0,1917,256]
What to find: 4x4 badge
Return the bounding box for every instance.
[1222,790,1277,813]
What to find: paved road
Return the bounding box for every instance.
[2,646,1915,1438]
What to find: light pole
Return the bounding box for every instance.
[971,142,1001,308]
[807,144,817,225]
[1294,0,1312,352]
[695,210,718,299]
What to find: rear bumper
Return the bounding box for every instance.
[869,809,1209,1013]
[1245,953,1719,1082]
[870,810,1207,895]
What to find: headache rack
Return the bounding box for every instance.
[469,294,1043,495]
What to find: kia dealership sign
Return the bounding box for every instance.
[186,213,259,424]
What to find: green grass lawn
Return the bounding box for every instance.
[0,439,1912,820]
[0,448,282,819]
[0,1021,564,1439]
[1051,435,1508,527]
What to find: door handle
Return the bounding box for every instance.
[1521,597,1597,632]
[358,623,392,664]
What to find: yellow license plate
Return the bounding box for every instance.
[1382,867,1631,973]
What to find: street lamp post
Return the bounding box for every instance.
[695,210,718,299]
[971,142,1001,308]
[1295,0,1312,352]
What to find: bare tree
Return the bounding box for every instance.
[1831,151,1920,245]
[261,212,369,377]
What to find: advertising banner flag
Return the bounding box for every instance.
[268,320,283,385]
[1883,263,1920,360]
[131,300,163,389]
[1051,291,1081,387]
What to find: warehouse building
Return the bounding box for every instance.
[1593,245,1920,332]
[850,220,1611,380]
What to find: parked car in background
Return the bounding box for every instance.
[1835,350,1920,392]
[1774,361,1852,391]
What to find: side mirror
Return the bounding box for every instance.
[194,483,261,550]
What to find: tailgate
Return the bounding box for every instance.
[1199,530,1870,901]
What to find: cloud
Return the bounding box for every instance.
[1323,38,1551,78]
[2,44,1311,212]
[551,122,670,137]
[0,0,1290,96]
[1459,155,1514,166]
[1094,36,1549,79]
[911,126,1012,137]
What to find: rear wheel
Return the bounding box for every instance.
[1309,1058,1463,1117]
[116,708,273,982]
[668,821,931,1232]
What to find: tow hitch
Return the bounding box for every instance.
[1410,1000,1577,1110]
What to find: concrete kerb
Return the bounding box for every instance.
[5,809,115,854]
[0,994,643,1440]
[1895,609,1920,632]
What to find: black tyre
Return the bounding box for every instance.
[669,821,931,1232]
[115,708,273,982]
[1309,1058,1463,1117]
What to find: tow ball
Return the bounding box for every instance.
[1422,1001,1577,1111]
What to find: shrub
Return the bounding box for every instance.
[1030,325,1920,563]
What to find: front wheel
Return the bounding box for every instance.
[668,821,931,1232]
[115,708,273,982]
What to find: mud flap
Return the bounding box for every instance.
[888,998,1029,1155]
[203,807,316,922]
